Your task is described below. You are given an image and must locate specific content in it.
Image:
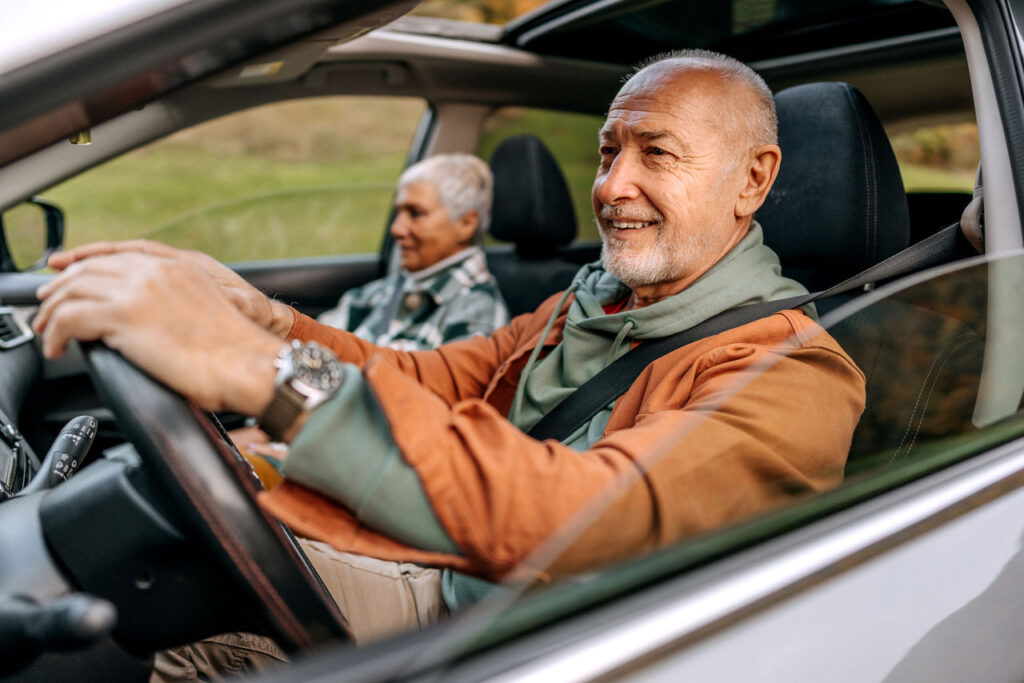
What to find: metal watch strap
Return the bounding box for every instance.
[259,381,306,443]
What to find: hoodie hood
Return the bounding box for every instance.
[510,222,808,448]
[565,222,809,339]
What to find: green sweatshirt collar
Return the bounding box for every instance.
[510,221,808,445]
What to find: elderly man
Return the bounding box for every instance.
[34,49,864,657]
[318,153,508,350]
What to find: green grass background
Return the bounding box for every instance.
[33,98,977,264]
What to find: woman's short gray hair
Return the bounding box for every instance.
[632,49,777,148]
[398,154,493,238]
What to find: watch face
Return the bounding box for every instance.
[293,345,344,391]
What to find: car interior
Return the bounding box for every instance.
[1,0,1021,680]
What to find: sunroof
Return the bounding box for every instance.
[504,0,957,65]
[410,0,554,25]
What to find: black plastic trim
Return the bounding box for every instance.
[375,104,439,278]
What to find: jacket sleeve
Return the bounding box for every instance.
[285,299,534,407]
[281,329,864,581]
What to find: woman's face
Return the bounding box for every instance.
[389,181,476,272]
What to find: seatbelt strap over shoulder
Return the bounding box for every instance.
[526,222,974,442]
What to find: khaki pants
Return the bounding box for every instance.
[152,539,447,682]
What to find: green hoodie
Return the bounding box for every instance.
[509,222,810,450]
[282,221,809,609]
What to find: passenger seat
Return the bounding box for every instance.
[486,135,584,317]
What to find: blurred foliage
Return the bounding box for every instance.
[0,202,48,270]
[478,107,604,242]
[892,122,979,191]
[35,93,982,263]
[732,0,777,33]
[411,0,549,23]
[43,97,425,261]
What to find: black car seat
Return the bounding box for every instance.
[486,135,584,316]
[758,82,984,467]
[758,82,911,302]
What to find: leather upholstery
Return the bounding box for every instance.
[759,82,911,291]
[488,134,578,253]
[487,134,584,315]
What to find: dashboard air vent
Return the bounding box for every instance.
[0,307,33,349]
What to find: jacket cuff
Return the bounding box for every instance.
[283,363,460,555]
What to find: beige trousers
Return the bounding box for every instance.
[151,539,447,682]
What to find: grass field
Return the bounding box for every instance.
[37,98,978,263]
[44,97,426,262]
[900,164,976,193]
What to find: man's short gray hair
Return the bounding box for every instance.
[631,49,777,148]
[399,154,493,238]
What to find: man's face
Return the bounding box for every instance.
[390,181,471,272]
[592,66,752,294]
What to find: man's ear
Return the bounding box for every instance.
[456,210,480,244]
[735,144,781,218]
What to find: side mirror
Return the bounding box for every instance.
[0,197,65,272]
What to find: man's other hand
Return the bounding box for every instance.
[48,240,295,338]
[34,251,284,416]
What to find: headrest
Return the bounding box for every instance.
[488,134,577,252]
[757,82,910,287]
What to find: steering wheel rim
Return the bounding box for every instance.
[82,342,350,651]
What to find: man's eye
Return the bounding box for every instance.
[647,146,668,156]
[599,146,617,156]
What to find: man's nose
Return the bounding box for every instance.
[594,154,642,205]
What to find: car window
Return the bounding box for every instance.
[477,106,604,244]
[42,96,427,262]
[892,121,980,193]
[456,253,1024,649]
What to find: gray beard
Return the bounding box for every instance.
[599,222,714,288]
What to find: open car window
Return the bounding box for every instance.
[42,96,427,263]
[446,250,1024,658]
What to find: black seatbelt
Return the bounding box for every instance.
[526,222,975,442]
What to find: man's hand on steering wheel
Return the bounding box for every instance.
[34,250,284,418]
[47,240,297,339]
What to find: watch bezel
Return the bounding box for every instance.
[288,343,345,396]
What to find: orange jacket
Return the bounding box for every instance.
[260,294,865,580]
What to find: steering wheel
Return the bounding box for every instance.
[82,343,350,652]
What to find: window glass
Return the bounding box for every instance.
[467,254,1024,646]
[477,107,604,243]
[892,121,979,193]
[43,96,427,262]
[411,0,549,23]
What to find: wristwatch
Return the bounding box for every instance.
[259,341,345,442]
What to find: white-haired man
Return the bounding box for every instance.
[318,153,508,350]
[35,49,865,673]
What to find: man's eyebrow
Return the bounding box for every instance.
[637,130,675,141]
[597,128,681,143]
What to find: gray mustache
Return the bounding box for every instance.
[598,204,664,223]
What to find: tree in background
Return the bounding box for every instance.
[412,0,549,23]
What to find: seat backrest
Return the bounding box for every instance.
[758,82,911,298]
[486,134,583,316]
[760,82,982,466]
